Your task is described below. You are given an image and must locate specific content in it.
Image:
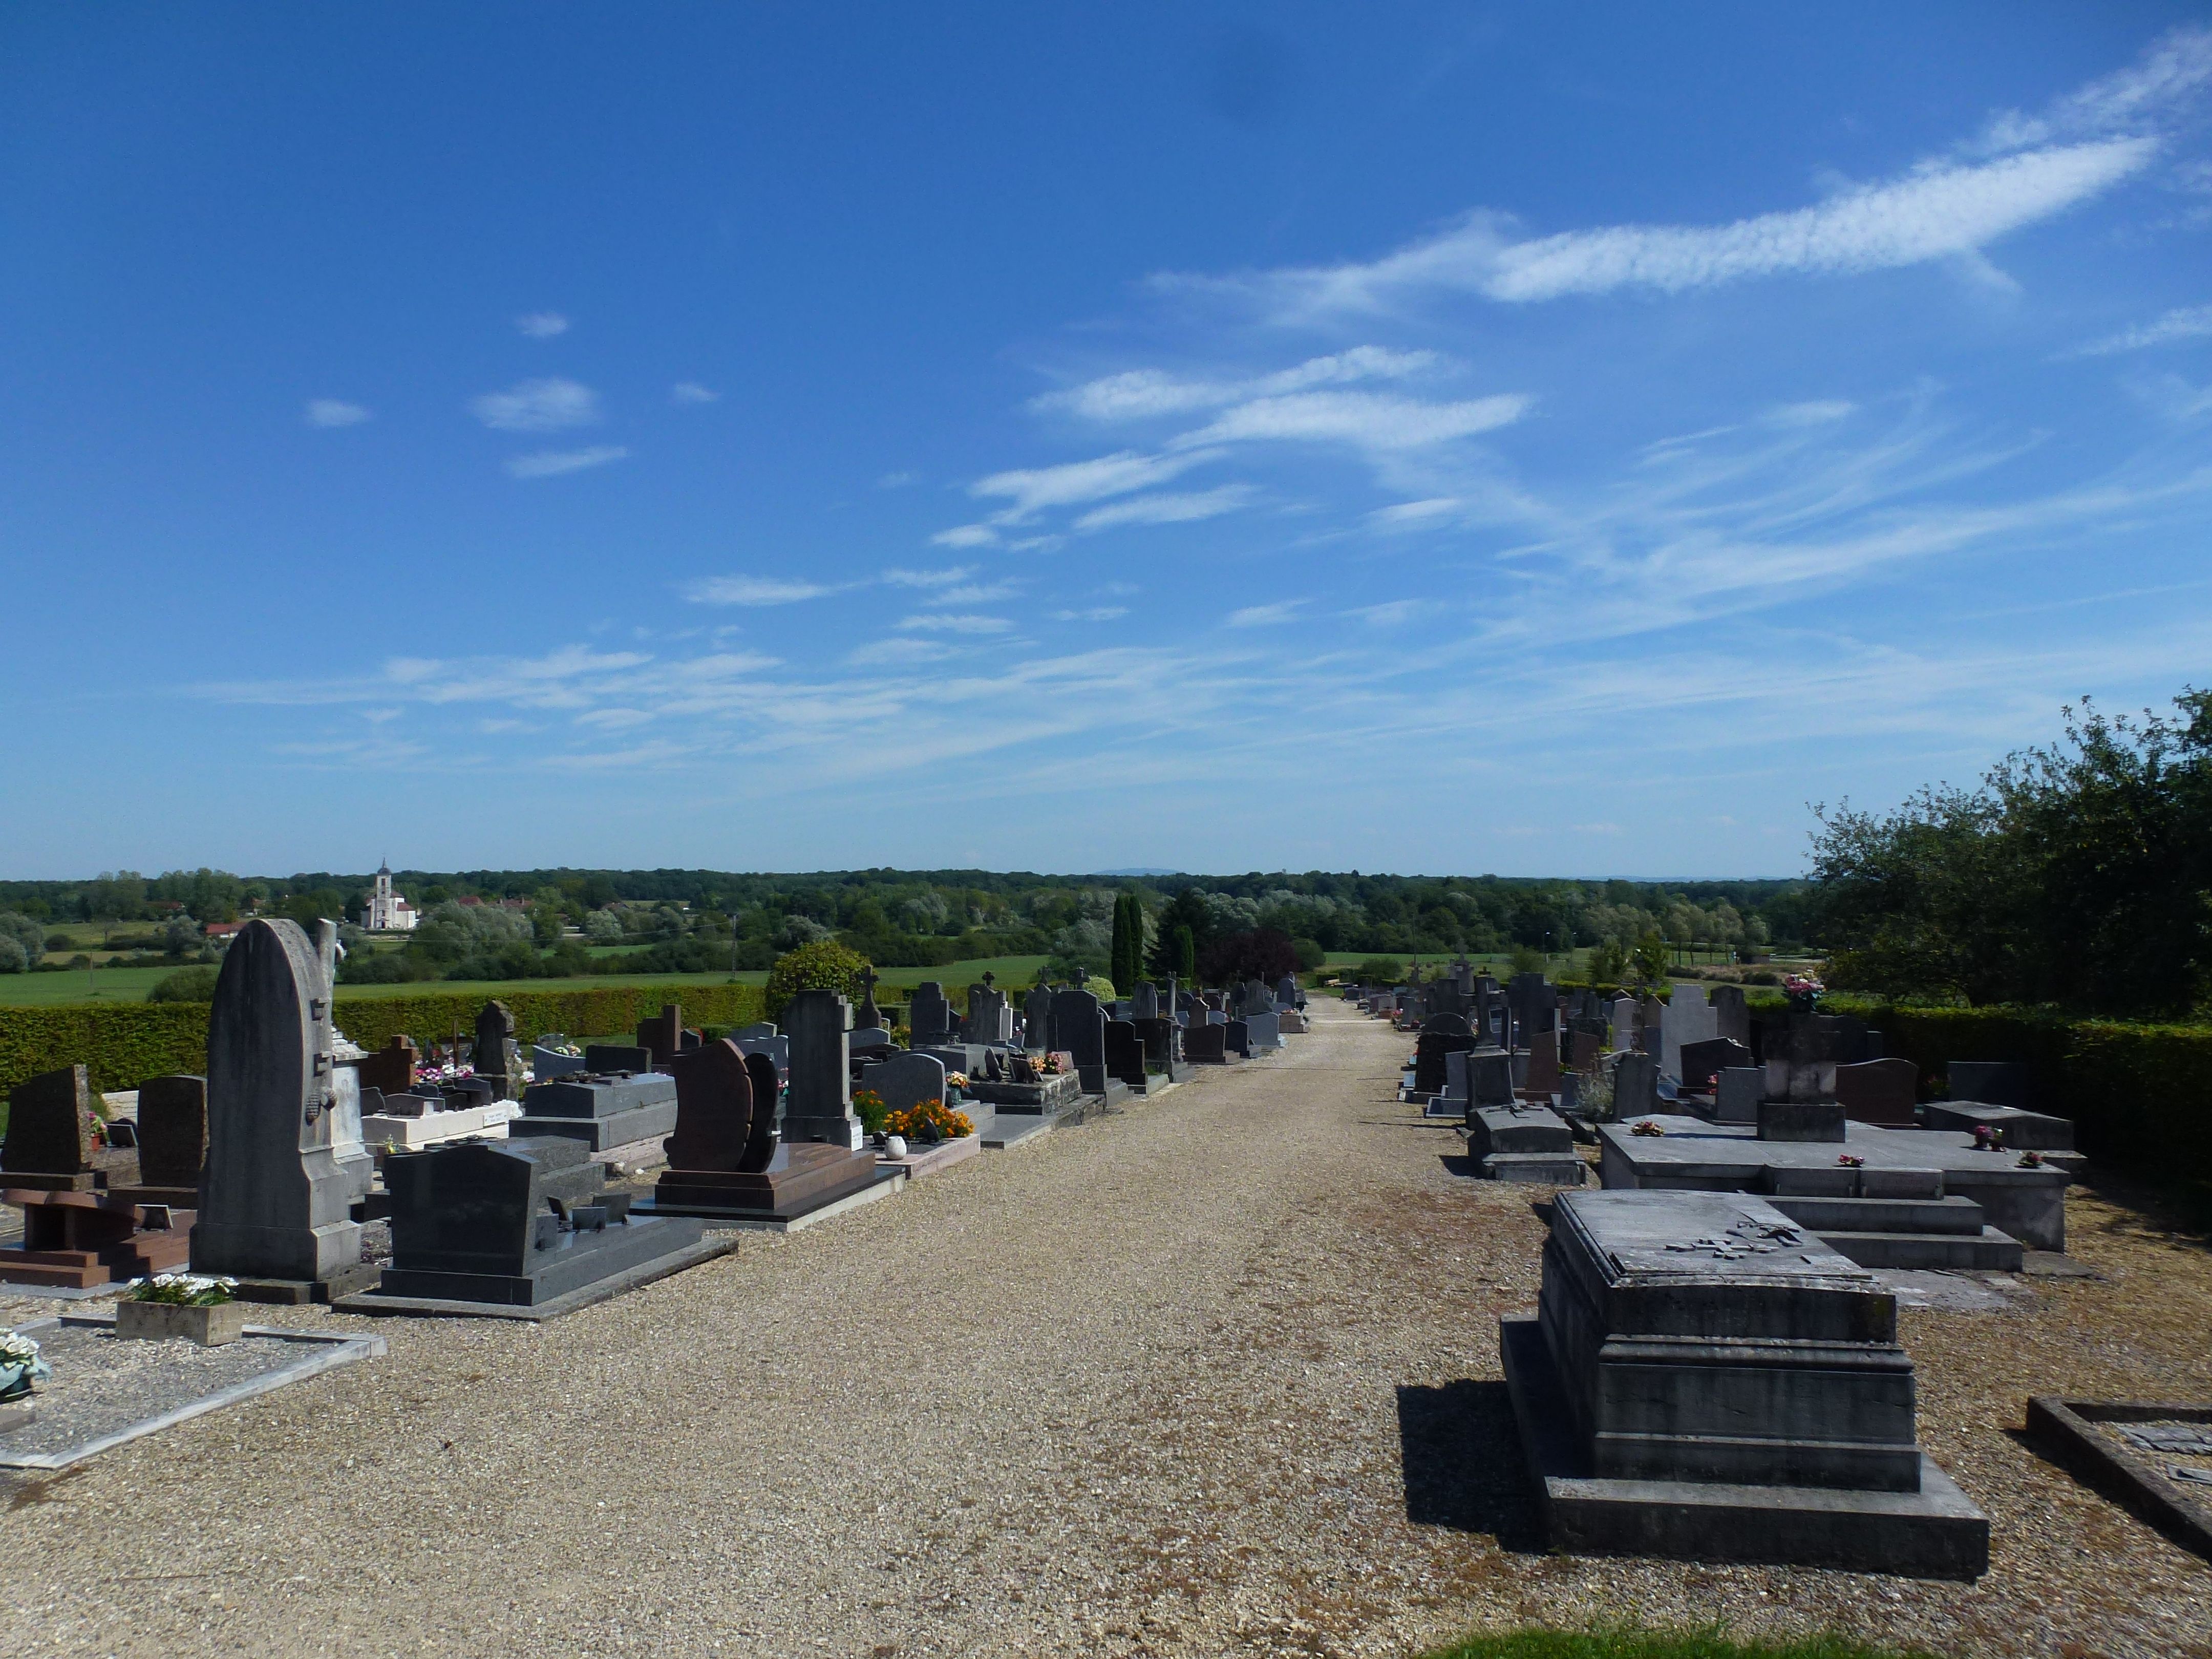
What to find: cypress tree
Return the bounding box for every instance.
[1174,924,1196,985]
[1108,893,1133,992]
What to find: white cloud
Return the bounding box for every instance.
[924,582,1019,606]
[2074,304,2212,355]
[930,524,1001,548]
[683,576,842,606]
[878,470,921,488]
[1039,347,1439,422]
[1354,600,1423,626]
[847,637,954,666]
[1204,140,2153,315]
[1971,25,2212,155]
[1073,486,1253,531]
[471,377,601,432]
[506,444,628,478]
[1172,391,1530,451]
[1053,606,1130,622]
[517,312,570,338]
[1226,601,1305,628]
[883,566,976,588]
[895,613,1014,634]
[969,450,1215,520]
[305,399,371,428]
[1370,497,1462,526]
[1766,400,1858,426]
[671,382,719,404]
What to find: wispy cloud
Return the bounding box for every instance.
[922,582,1019,606]
[878,470,921,488]
[471,378,601,432]
[517,312,570,338]
[1227,601,1305,628]
[305,399,371,428]
[506,444,627,478]
[930,524,1002,549]
[848,637,954,666]
[683,576,844,606]
[1369,497,1462,527]
[2073,303,2212,355]
[1053,606,1129,623]
[882,565,976,588]
[971,450,1215,520]
[1970,25,2212,155]
[1171,391,1529,451]
[895,613,1014,634]
[671,381,719,404]
[1073,485,1253,531]
[1038,347,1439,421]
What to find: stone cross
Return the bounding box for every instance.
[475,1000,518,1098]
[854,966,882,1031]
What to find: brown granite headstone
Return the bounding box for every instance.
[1834,1056,1919,1126]
[355,1036,418,1097]
[475,1001,518,1098]
[636,1003,682,1069]
[2,1065,96,1192]
[1522,1029,1562,1097]
[662,1039,755,1172]
[136,1075,209,1192]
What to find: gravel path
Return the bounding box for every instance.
[3,1003,2210,1657]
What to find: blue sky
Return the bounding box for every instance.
[6,6,2212,879]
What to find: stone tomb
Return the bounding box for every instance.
[368,1136,709,1309]
[1411,1014,1476,1099]
[107,1074,207,1209]
[3,1067,98,1192]
[531,1043,589,1083]
[189,919,376,1302]
[0,1190,194,1289]
[1181,1022,1236,1065]
[907,983,956,1046]
[584,1043,654,1074]
[1243,1010,1282,1052]
[1833,1057,1920,1127]
[1463,1100,1585,1185]
[1596,1114,2071,1265]
[1921,1100,2075,1153]
[475,1001,520,1098]
[1499,1188,1987,1577]
[511,1071,679,1153]
[861,1050,947,1116]
[1051,989,1127,1104]
[643,1039,881,1222]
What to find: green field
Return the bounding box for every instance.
[0,954,1054,1011]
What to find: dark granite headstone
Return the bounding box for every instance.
[1182,1022,1230,1064]
[1834,1057,1919,1126]
[585,1043,654,1074]
[1104,1020,1145,1090]
[135,1075,208,1192]
[782,989,860,1148]
[474,1001,518,1098]
[1679,1037,1754,1092]
[1612,1053,1660,1120]
[908,982,953,1045]
[1050,988,1109,1092]
[2,1065,96,1190]
[1414,1013,1476,1096]
[1024,984,1055,1051]
[635,1004,683,1070]
[853,966,882,1031]
[662,1040,772,1174]
[1224,1018,1250,1058]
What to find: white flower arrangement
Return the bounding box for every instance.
[123,1273,240,1306]
[0,1328,49,1397]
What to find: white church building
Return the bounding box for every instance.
[365,862,418,931]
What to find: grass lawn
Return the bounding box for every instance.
[1424,1632,1933,1659]
[0,965,177,1005]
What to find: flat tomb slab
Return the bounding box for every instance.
[1922,1101,2075,1150]
[338,1232,736,1322]
[504,1099,678,1152]
[2026,1397,2212,1564]
[367,1213,708,1307]
[878,1136,981,1180]
[1468,1103,1575,1158]
[1501,1316,1987,1579]
[1484,1152,1587,1185]
[0,1315,386,1471]
[630,1163,905,1230]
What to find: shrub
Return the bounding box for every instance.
[764,939,870,1020]
[1355,956,1403,985]
[0,937,23,975]
[147,966,221,1002]
[1291,937,1326,971]
[0,913,45,970]
[850,1088,889,1135]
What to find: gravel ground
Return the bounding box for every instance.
[1,1003,2209,1658]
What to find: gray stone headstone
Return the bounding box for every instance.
[1612,1053,1660,1120]
[1050,988,1108,1092]
[1466,1050,1516,1108]
[908,982,954,1045]
[1244,1011,1281,1050]
[476,1000,519,1098]
[861,1051,947,1116]
[1024,985,1055,1051]
[1130,981,1159,1021]
[1609,996,1638,1051]
[1274,975,1300,1010]
[1661,987,1719,1083]
[1716,1066,1764,1123]
[191,917,365,1285]
[781,989,861,1149]
[964,985,1014,1045]
[1709,985,1750,1047]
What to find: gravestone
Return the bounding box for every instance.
[375,1136,704,1308]
[1507,973,1556,1038]
[733,1030,789,1079]
[1414,1013,1476,1096]
[585,1043,654,1074]
[1522,1030,1562,1098]
[1762,1013,1873,1103]
[735,1023,777,1041]
[1465,1049,1516,1109]
[1680,1037,1754,1093]
[853,966,882,1031]
[661,1040,776,1175]
[1024,985,1055,1052]
[1224,1018,1250,1058]
[1275,975,1300,1010]
[1134,1017,1180,1080]
[1183,1022,1231,1064]
[1609,996,1639,1051]
[1051,989,1110,1094]
[354,1036,419,1097]
[1661,987,1720,1083]
[782,989,862,1149]
[1834,1057,1919,1126]
[190,918,371,1297]
[511,1072,679,1151]
[327,1061,375,1203]
[964,984,1014,1045]
[475,1001,519,1098]
[1567,1030,1603,1073]
[635,1004,683,1070]
[1612,1053,1660,1121]
[1244,1010,1282,1051]
[1130,981,1159,1021]
[124,1075,208,1205]
[1710,984,1751,1047]
[1498,1188,1988,1576]
[1104,1020,1146,1091]
[1948,1061,2030,1111]
[2,1066,97,1192]
[861,1051,947,1116]
[1716,1066,1764,1123]
[531,1043,588,1083]
[908,983,954,1045]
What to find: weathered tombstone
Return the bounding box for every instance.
[1612,1053,1660,1121]
[1498,1188,1988,1576]
[1522,1030,1562,1098]
[125,1075,208,1204]
[375,1136,704,1308]
[1608,996,1639,1050]
[2,1066,97,1191]
[1465,1050,1516,1109]
[853,965,883,1031]
[190,918,372,1298]
[1762,1013,1872,1103]
[1183,1022,1230,1064]
[1103,1020,1146,1090]
[1130,981,1159,1021]
[781,989,862,1148]
[861,1051,947,1116]
[1948,1060,2031,1111]
[1660,987,1719,1083]
[1414,1013,1475,1096]
[1716,1066,1763,1124]
[1507,972,1556,1037]
[1679,1036,1754,1093]
[355,1036,419,1097]
[1567,1029,1603,1073]
[1024,984,1055,1052]
[1050,989,1111,1094]
[908,983,954,1045]
[1709,984,1751,1047]
[635,1004,683,1070]
[475,1001,519,1098]
[1244,1010,1282,1051]
[1835,1057,1919,1126]
[964,984,1014,1045]
[1134,1016,1179,1081]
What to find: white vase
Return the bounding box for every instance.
[883,1135,908,1158]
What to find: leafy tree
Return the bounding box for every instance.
[1146,887,1210,978]
[1197,927,1298,986]
[764,939,870,1020]
[1630,931,1669,986]
[0,913,46,969]
[147,965,221,1002]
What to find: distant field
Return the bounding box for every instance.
[0,954,1056,1011]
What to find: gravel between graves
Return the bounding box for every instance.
[3,1004,2211,1657]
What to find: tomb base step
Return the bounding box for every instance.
[1419,1097,1460,1118]
[1813,1226,2024,1272]
[630,1168,904,1232]
[337,1231,735,1322]
[0,1253,113,1289]
[877,1136,981,1181]
[1768,1195,1987,1237]
[1500,1316,1987,1580]
[505,1099,678,1153]
[103,1185,201,1209]
[228,1261,387,1305]
[1483,1153,1587,1185]
[980,1115,1051,1150]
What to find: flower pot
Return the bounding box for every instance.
[883,1135,908,1159]
[115,1300,246,1347]
[0,1362,39,1401]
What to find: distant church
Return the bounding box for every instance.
[365,862,418,931]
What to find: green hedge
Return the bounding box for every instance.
[0,982,767,1109]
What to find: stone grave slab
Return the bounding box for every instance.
[0,1191,194,1289]
[510,1072,679,1152]
[107,1074,206,1209]
[2026,1397,2212,1564]
[2,1066,97,1193]
[1949,1060,2031,1112]
[1921,1100,2075,1152]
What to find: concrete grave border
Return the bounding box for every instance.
[2026,1396,2212,1563]
[335,1232,740,1322]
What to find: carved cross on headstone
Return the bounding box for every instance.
[854,965,881,1029]
[982,971,995,990]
